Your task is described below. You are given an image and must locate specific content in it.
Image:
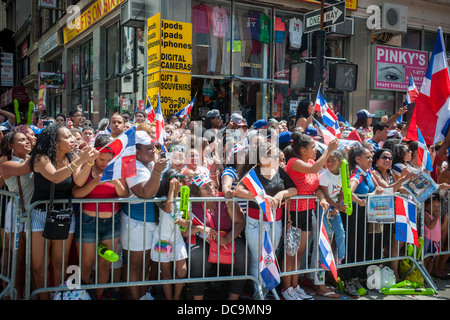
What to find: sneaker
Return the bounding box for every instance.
[140,292,155,300]
[281,287,301,300]
[344,280,360,298]
[352,278,366,296]
[294,285,314,300]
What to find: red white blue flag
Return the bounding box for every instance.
[395,197,419,247]
[416,126,433,172]
[314,119,336,145]
[155,93,167,152]
[242,168,273,222]
[406,27,450,145]
[175,95,196,119]
[319,217,338,282]
[145,96,156,123]
[259,228,280,291]
[100,126,137,182]
[314,92,340,137]
[406,75,419,105]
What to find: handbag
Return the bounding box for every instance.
[206,208,235,264]
[285,226,302,256]
[42,182,72,240]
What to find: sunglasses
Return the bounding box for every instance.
[381,155,392,161]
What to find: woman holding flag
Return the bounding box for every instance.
[235,142,297,299]
[283,132,339,300]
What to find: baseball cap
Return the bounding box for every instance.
[253,119,269,130]
[206,109,220,118]
[135,130,153,145]
[278,131,292,144]
[304,127,321,140]
[230,113,245,126]
[356,109,375,119]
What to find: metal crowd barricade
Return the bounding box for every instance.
[0,189,24,300]
[17,192,441,300]
[23,196,262,300]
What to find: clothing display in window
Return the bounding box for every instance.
[242,11,260,40]
[222,15,244,75]
[192,3,212,34]
[289,17,303,49]
[259,13,270,44]
[211,5,228,38]
[275,17,287,76]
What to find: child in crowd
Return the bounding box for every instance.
[151,169,188,300]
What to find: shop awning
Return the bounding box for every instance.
[1,86,29,107]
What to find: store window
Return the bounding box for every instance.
[71,39,93,116]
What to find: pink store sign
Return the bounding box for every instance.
[374,45,428,91]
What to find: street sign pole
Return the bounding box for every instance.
[315,0,326,95]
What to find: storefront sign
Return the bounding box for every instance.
[0,86,29,108]
[39,32,61,59]
[39,0,57,9]
[146,13,192,116]
[374,45,428,91]
[38,72,66,89]
[63,0,126,44]
[0,52,13,87]
[38,85,47,111]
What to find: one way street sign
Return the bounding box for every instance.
[304,1,346,33]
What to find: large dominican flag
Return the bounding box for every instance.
[406,27,450,145]
[242,168,273,222]
[259,229,280,291]
[395,197,419,247]
[100,126,137,182]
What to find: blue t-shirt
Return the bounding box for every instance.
[350,167,375,196]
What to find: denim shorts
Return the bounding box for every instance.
[75,212,120,244]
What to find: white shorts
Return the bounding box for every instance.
[120,211,156,251]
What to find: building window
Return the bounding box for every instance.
[71,39,93,116]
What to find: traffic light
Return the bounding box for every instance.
[328,62,358,91]
[289,62,315,89]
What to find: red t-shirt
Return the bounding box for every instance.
[285,158,319,211]
[82,172,120,213]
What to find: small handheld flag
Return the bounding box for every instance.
[259,229,280,291]
[241,168,273,222]
[395,197,419,247]
[319,217,338,282]
[416,126,433,172]
[175,95,196,119]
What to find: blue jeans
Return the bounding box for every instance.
[75,212,120,243]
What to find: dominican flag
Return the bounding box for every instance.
[319,217,338,282]
[314,92,340,137]
[100,126,137,182]
[241,168,273,222]
[314,119,337,145]
[259,229,280,291]
[416,126,433,172]
[145,96,156,123]
[175,95,196,119]
[406,75,419,105]
[406,27,450,145]
[337,112,351,127]
[395,197,419,247]
[155,93,167,152]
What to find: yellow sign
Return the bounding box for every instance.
[63,0,126,44]
[146,14,192,116]
[297,0,357,11]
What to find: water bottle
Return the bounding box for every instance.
[98,243,119,262]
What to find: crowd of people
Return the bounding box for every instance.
[0,99,449,301]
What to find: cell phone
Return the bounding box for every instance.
[159,152,166,159]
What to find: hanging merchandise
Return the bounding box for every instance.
[289,17,303,50]
[211,6,228,38]
[259,13,270,44]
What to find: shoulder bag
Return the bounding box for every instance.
[42,182,73,240]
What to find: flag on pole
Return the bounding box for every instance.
[145,96,156,123]
[100,126,137,182]
[319,217,338,282]
[314,92,340,137]
[241,167,273,222]
[395,197,419,247]
[175,95,196,119]
[259,228,280,291]
[336,112,351,127]
[406,27,450,145]
[416,126,433,172]
[406,75,419,106]
[155,93,167,152]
